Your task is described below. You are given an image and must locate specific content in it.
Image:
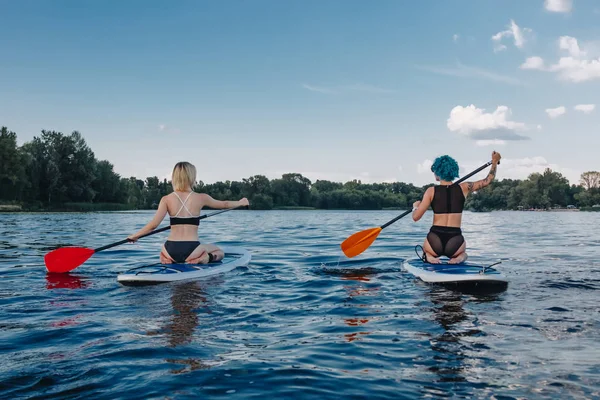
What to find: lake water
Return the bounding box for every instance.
[1,210,599,399]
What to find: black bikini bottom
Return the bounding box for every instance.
[163,240,201,264]
[427,226,464,258]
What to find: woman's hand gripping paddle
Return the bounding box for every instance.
[340,161,497,258]
[44,207,242,273]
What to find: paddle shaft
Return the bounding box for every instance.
[452,161,494,185]
[380,210,412,229]
[379,160,496,230]
[93,207,240,253]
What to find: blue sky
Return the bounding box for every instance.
[1,0,598,185]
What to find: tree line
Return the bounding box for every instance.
[1,127,599,211]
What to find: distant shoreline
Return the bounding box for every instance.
[2,205,599,213]
[517,208,580,212]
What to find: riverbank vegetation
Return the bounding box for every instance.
[1,127,599,211]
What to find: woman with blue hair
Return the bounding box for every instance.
[412,151,501,264]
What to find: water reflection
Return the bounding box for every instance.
[46,273,90,290]
[423,289,500,385]
[341,271,379,343]
[160,281,216,374]
[165,357,212,374]
[164,281,210,347]
[45,273,89,332]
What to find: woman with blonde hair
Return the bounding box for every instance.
[127,162,249,264]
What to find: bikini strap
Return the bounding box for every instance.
[173,191,194,217]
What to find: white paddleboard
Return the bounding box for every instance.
[403,258,508,292]
[117,246,251,286]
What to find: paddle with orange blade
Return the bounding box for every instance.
[44,207,240,273]
[340,161,496,258]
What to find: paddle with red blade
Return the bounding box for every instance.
[44,207,240,273]
[340,161,497,258]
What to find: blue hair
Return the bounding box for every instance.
[431,155,459,181]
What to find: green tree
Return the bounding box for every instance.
[580,171,600,190]
[243,175,271,198]
[271,173,312,207]
[538,168,570,207]
[0,127,26,200]
[144,176,161,208]
[93,160,122,203]
[312,180,343,193]
[251,193,274,210]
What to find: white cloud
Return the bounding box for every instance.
[545,106,566,118]
[559,36,586,58]
[453,34,459,43]
[418,62,525,86]
[417,159,433,174]
[544,0,573,13]
[398,165,403,172]
[492,20,532,51]
[574,104,596,113]
[476,139,506,147]
[500,156,579,183]
[521,36,600,83]
[447,104,530,141]
[549,56,600,83]
[520,56,545,70]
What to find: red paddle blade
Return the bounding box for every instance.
[44,247,95,273]
[340,227,382,258]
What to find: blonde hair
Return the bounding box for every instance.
[172,162,196,191]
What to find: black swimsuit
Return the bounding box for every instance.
[164,241,201,264]
[164,192,201,263]
[427,185,465,258]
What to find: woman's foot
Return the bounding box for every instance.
[185,245,224,264]
[448,252,468,264]
[424,252,441,264]
[160,251,173,264]
[187,251,210,264]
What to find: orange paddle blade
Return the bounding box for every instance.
[340,227,382,258]
[44,247,95,273]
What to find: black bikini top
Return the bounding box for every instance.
[430,184,465,214]
[170,216,200,226]
[169,192,201,226]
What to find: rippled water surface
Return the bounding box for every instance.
[1,210,599,399]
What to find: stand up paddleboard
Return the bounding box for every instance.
[117,246,251,286]
[403,258,508,293]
